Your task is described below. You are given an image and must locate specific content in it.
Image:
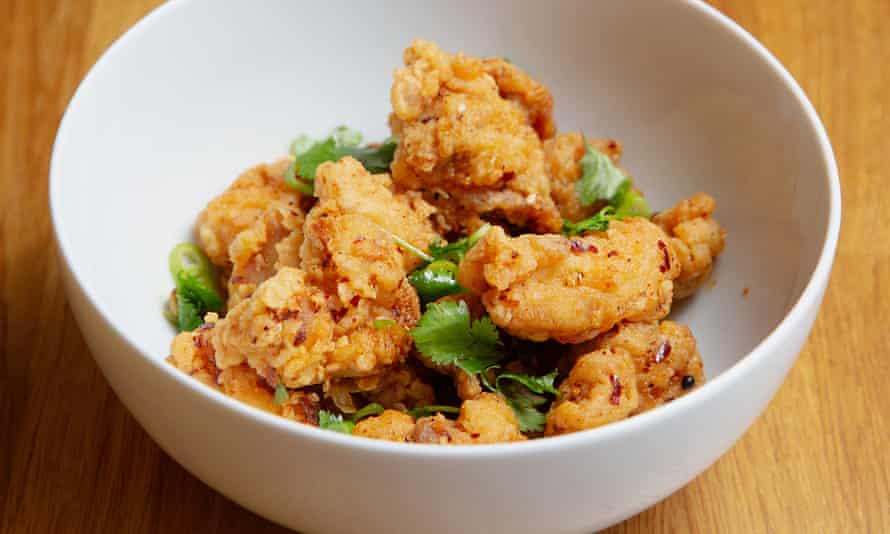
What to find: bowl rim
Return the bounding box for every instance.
[50,0,841,457]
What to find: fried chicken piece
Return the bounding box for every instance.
[653,193,726,298]
[593,320,704,413]
[456,392,526,444]
[227,201,305,308]
[545,347,639,435]
[211,267,336,388]
[168,318,320,423]
[544,132,624,222]
[389,39,562,234]
[167,319,220,388]
[412,393,526,444]
[481,57,556,140]
[196,159,301,267]
[457,221,680,343]
[311,157,438,272]
[353,410,417,442]
[216,363,280,414]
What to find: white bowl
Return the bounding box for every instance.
[50,1,840,532]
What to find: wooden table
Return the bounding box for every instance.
[2,1,888,532]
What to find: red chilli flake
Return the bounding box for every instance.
[657,240,671,273]
[609,375,622,405]
[569,239,599,254]
[655,340,672,363]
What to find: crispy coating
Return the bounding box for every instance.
[389,39,561,234]
[457,221,680,343]
[167,319,220,388]
[544,132,623,222]
[211,267,335,388]
[300,159,429,381]
[594,320,704,413]
[653,193,726,298]
[412,393,526,444]
[353,410,417,442]
[481,57,556,140]
[197,159,300,267]
[311,157,438,273]
[545,348,639,435]
[227,201,305,308]
[456,392,526,444]
[167,319,320,424]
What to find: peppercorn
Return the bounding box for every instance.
[681,375,696,390]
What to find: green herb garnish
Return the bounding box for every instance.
[562,206,617,236]
[317,403,385,434]
[576,142,630,206]
[411,300,504,375]
[273,383,289,406]
[285,127,398,195]
[428,223,491,264]
[402,224,490,303]
[567,141,651,235]
[167,243,224,331]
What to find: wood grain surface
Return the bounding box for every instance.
[2,1,888,532]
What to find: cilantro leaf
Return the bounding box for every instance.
[568,140,652,235]
[487,369,560,433]
[562,186,652,236]
[499,381,550,433]
[428,223,491,264]
[613,188,651,218]
[174,290,203,332]
[317,403,385,434]
[318,411,354,434]
[496,369,559,396]
[411,300,504,375]
[168,244,224,332]
[576,142,629,206]
[285,127,398,194]
[408,405,461,419]
[273,383,289,405]
[562,206,617,236]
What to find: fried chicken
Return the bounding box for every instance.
[481,57,556,140]
[310,156,438,273]
[354,393,525,444]
[457,221,680,343]
[545,347,639,435]
[227,201,305,308]
[653,193,726,298]
[353,410,417,442]
[389,39,562,234]
[594,320,704,413]
[211,267,336,388]
[196,159,301,267]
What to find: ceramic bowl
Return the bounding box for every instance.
[50,1,840,532]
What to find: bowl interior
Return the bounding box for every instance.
[52,0,832,383]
